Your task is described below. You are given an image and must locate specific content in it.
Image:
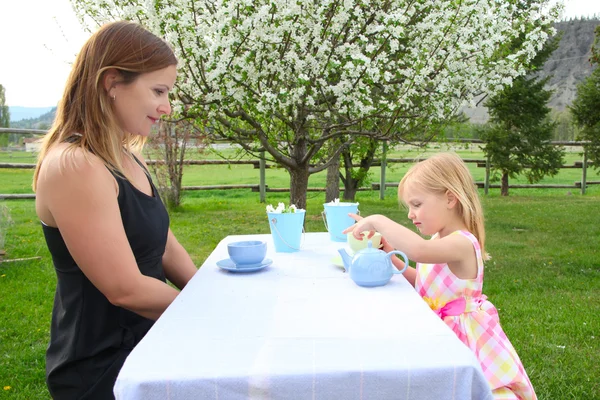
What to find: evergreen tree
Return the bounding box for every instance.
[570,26,600,170]
[481,35,565,196]
[0,84,10,147]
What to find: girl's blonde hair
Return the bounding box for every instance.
[32,21,177,190]
[398,152,488,258]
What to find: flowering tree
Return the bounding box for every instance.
[73,0,560,209]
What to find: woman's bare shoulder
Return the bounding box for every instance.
[39,144,111,183]
[36,143,118,212]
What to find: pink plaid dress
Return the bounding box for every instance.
[415,230,536,400]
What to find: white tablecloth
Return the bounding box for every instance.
[115,233,492,400]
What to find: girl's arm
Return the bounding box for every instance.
[348,217,418,286]
[344,214,475,279]
[380,237,416,286]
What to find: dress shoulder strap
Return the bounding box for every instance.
[64,133,83,144]
[129,152,151,178]
[453,230,485,280]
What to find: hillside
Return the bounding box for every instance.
[543,18,599,110]
[464,17,599,123]
[9,107,56,129]
[8,106,54,123]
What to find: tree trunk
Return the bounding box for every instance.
[289,166,310,210]
[147,120,207,209]
[340,139,378,201]
[343,180,359,201]
[325,155,340,202]
[501,172,509,196]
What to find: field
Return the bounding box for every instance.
[0,146,599,399]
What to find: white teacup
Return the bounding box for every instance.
[347,231,382,254]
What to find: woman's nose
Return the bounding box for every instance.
[158,101,172,116]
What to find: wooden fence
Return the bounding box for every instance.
[0,128,595,200]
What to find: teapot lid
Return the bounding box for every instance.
[359,240,380,254]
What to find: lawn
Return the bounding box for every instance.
[0,148,599,399]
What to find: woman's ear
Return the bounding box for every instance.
[102,68,121,96]
[445,190,458,209]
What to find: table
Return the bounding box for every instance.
[114,233,493,400]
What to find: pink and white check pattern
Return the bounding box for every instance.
[415,230,536,400]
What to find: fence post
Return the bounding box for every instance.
[581,149,587,195]
[259,151,266,203]
[380,140,387,200]
[484,155,490,195]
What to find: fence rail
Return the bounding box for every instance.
[0,130,594,199]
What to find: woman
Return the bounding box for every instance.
[32,21,198,399]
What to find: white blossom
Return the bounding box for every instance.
[266,202,302,213]
[325,198,360,206]
[72,0,561,138]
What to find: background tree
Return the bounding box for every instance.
[74,0,559,209]
[570,25,600,170]
[551,110,578,141]
[340,137,378,201]
[480,34,565,196]
[0,84,10,148]
[337,115,456,201]
[325,143,341,203]
[146,119,209,208]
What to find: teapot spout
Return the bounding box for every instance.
[338,248,352,272]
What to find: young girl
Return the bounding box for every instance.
[343,152,536,399]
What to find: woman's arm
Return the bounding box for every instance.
[130,150,198,289]
[37,149,180,320]
[162,229,197,290]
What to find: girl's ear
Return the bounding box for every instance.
[102,68,121,95]
[446,190,458,209]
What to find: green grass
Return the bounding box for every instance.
[1,150,599,399]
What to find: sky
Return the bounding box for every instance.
[1,0,599,108]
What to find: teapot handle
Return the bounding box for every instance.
[386,251,409,274]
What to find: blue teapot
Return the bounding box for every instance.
[338,241,409,287]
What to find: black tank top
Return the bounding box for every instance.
[42,153,169,399]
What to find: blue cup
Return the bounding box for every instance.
[227,241,267,266]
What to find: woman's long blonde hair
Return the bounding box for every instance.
[398,152,488,258]
[32,21,177,190]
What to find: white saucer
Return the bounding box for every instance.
[216,258,272,272]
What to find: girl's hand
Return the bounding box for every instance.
[380,236,394,252]
[347,212,363,223]
[343,213,376,240]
